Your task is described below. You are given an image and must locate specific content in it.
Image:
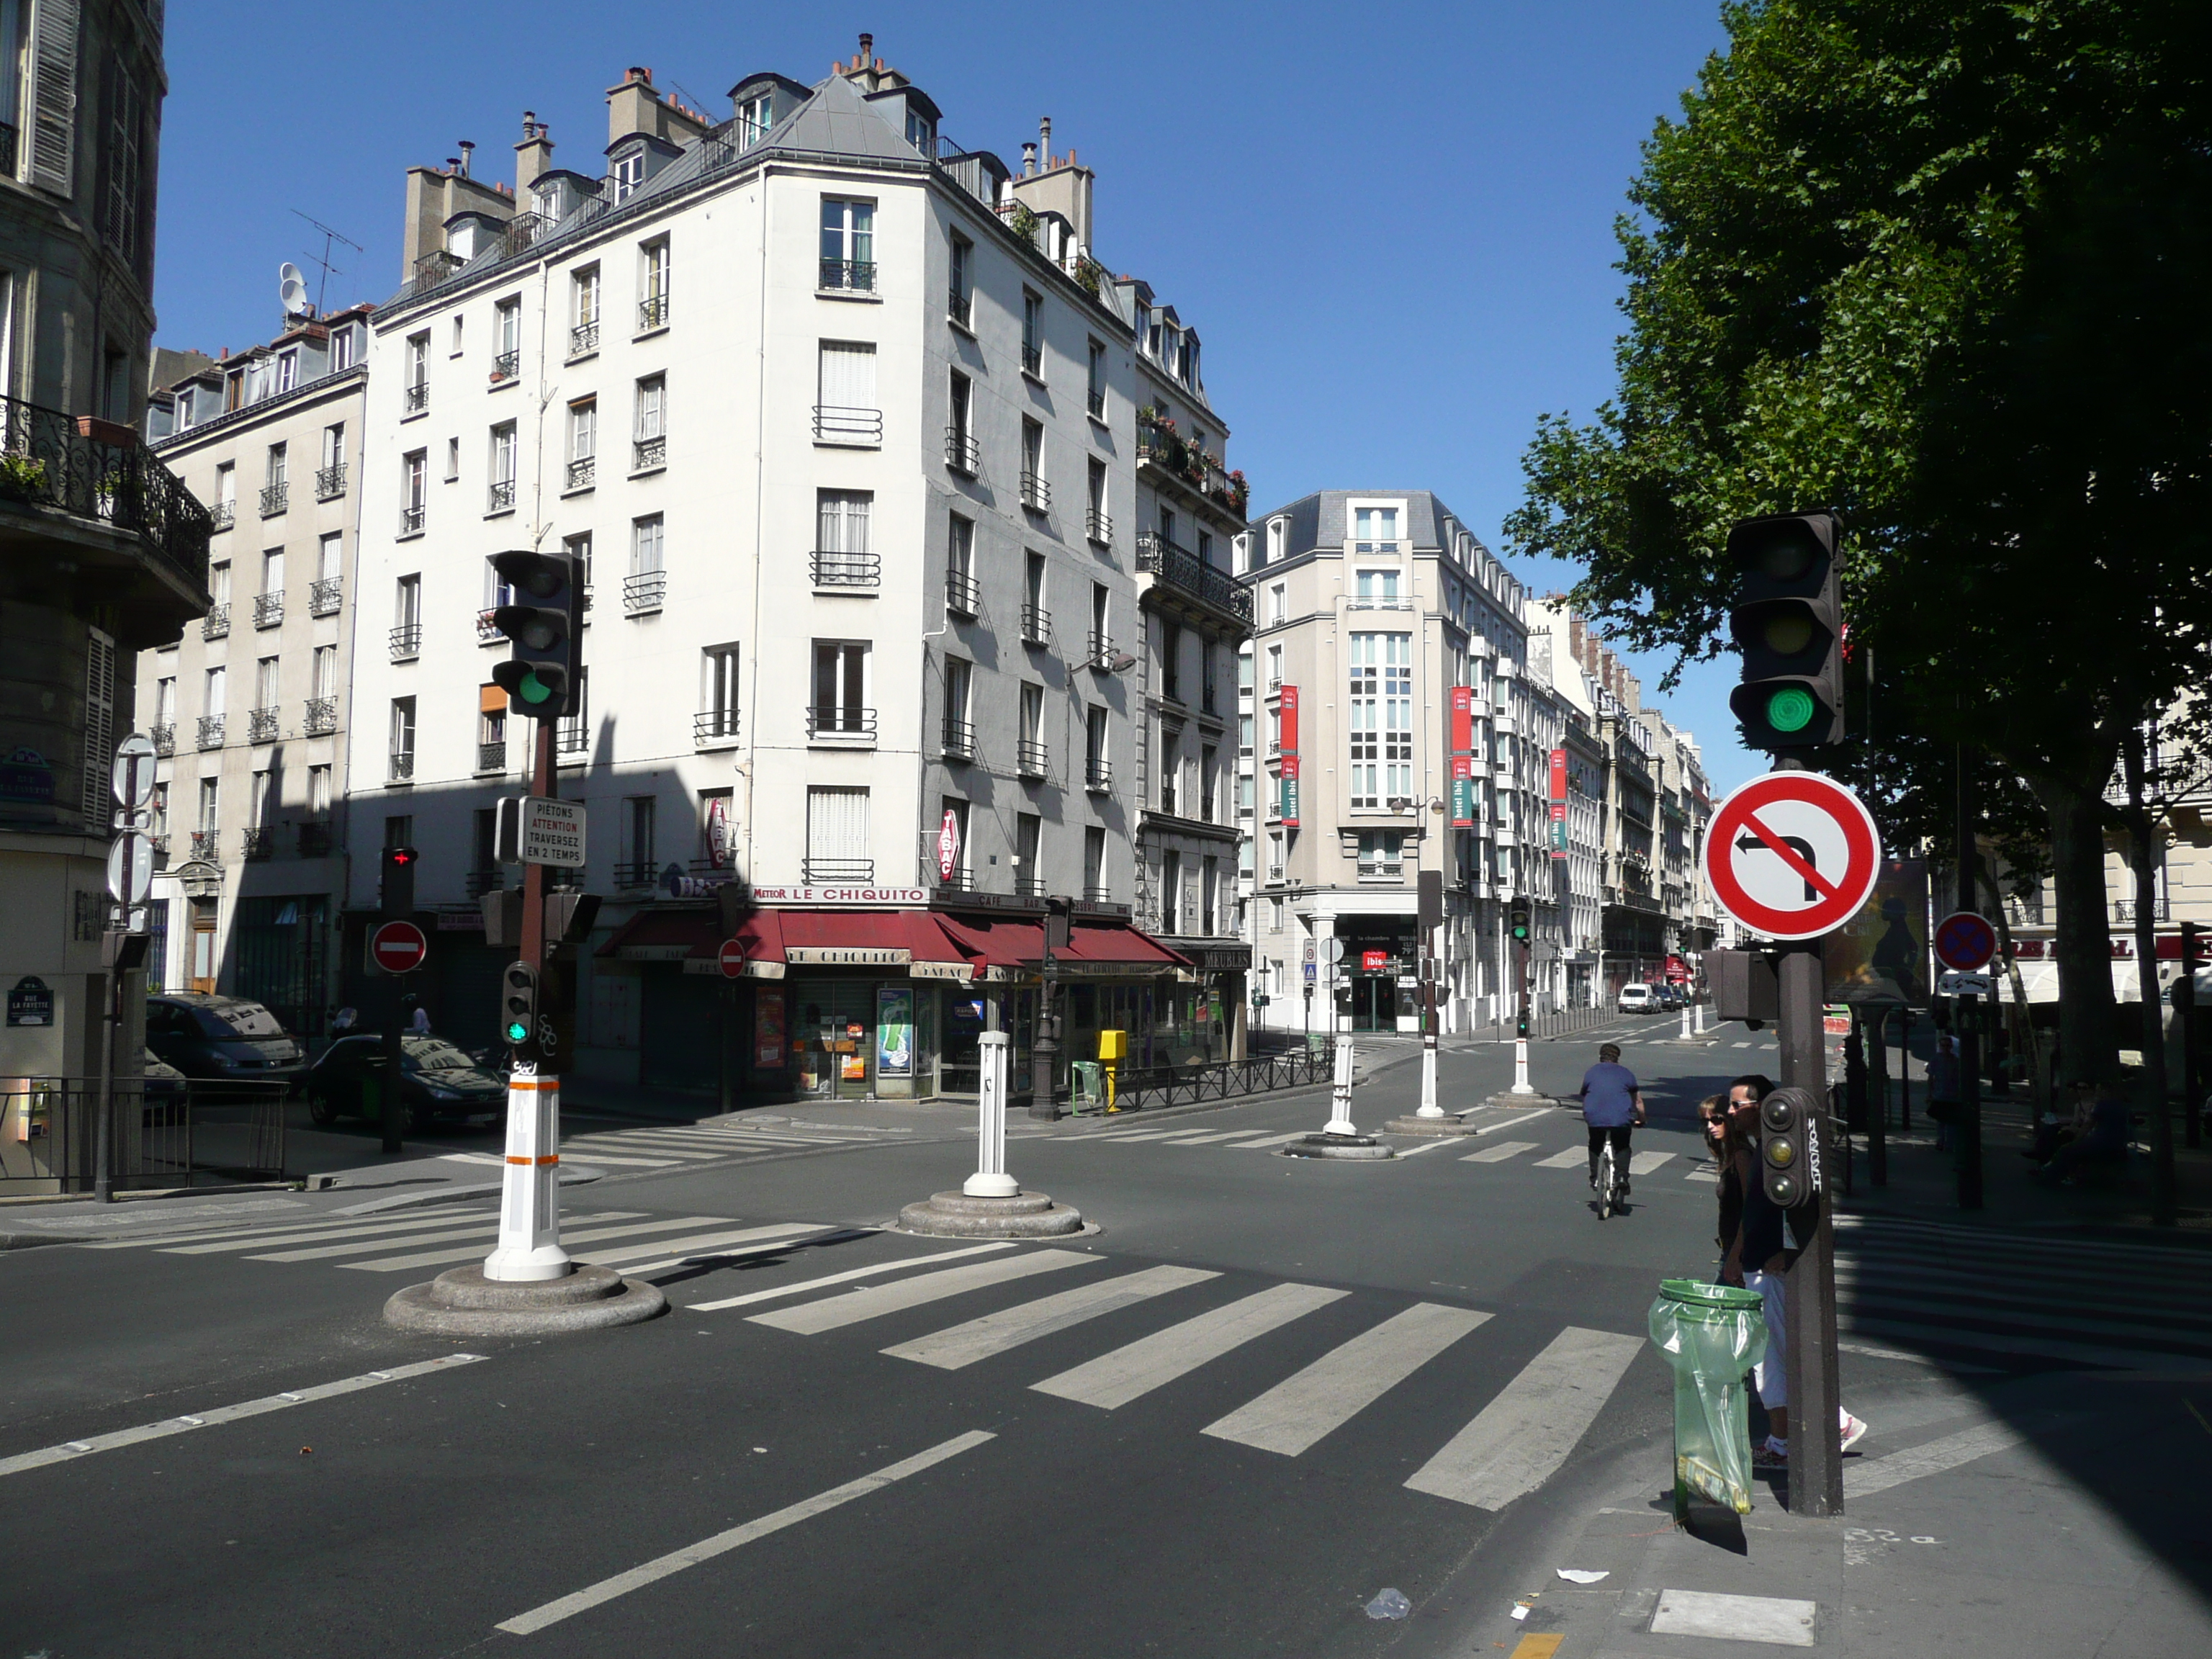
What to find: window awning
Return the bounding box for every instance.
[594,907,974,981]
[932,914,1190,979]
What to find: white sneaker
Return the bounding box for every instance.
[1839,1413,1870,1453]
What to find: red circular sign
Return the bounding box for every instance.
[1703,772,1882,941]
[717,938,749,980]
[370,920,428,974]
[1933,911,1997,972]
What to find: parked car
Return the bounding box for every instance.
[302,1034,507,1130]
[1617,983,1656,1015]
[1657,983,1683,1010]
[140,1048,189,1126]
[144,994,307,1094]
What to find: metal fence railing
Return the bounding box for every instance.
[0,1079,289,1195]
[1475,1001,1618,1043]
[1082,1044,1334,1115]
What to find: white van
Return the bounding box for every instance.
[1617,983,1655,1015]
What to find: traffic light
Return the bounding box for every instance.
[1726,511,1843,750]
[490,550,583,721]
[500,961,539,1049]
[1508,899,1532,946]
[382,845,418,917]
[1758,1085,1822,1207]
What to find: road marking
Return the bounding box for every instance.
[621,1228,869,1277]
[1475,1110,1550,1135]
[86,1209,496,1251]
[576,1223,826,1267]
[1236,1131,1318,1149]
[1161,1130,1264,1145]
[884,1266,1218,1370]
[1835,1341,2002,1373]
[1202,1303,1491,1456]
[333,1215,728,1273]
[1032,1282,1349,1410]
[1838,1316,2204,1370]
[1651,1588,1817,1647]
[1404,1326,1642,1509]
[494,1430,995,1636]
[749,1249,1100,1334]
[689,1243,1015,1311]
[1460,1141,1537,1164]
[1098,1128,1211,1143]
[1532,1148,1586,1169]
[145,1210,508,1254]
[1507,1637,1564,1659]
[0,1354,486,1480]
[246,1211,644,1262]
[1393,1138,1460,1159]
[1629,1151,1676,1175]
[1685,1169,1719,1183]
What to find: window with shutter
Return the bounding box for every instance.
[79,623,113,821]
[28,0,78,197]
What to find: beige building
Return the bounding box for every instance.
[131,310,371,1033]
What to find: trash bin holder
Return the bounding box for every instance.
[1071,1061,1102,1114]
[1647,1277,1768,1517]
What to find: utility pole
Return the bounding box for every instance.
[1777,937,1844,1517]
[1509,895,1534,1094]
[1956,745,1982,1210]
[378,844,418,1154]
[1030,896,1068,1120]
[2182,923,2203,1151]
[1415,868,1444,1118]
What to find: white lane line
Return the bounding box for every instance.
[1629,1151,1676,1175]
[1236,1132,1319,1149]
[1685,1169,1719,1183]
[884,1266,1220,1370]
[1460,1141,1537,1164]
[577,1223,827,1268]
[333,1216,729,1273]
[1652,1588,1817,1647]
[1533,1148,1586,1169]
[1161,1130,1264,1145]
[1032,1282,1349,1410]
[525,1153,681,1168]
[622,1228,868,1278]
[1393,1139,1460,1159]
[1844,1421,2028,1497]
[249,1211,644,1262]
[749,1250,1100,1334]
[148,1210,504,1254]
[1202,1303,1491,1457]
[1099,1129,1210,1143]
[0,1354,486,1479]
[88,1209,493,1251]
[562,1143,725,1161]
[1474,1109,1550,1136]
[1404,1326,1642,1509]
[689,1243,1016,1311]
[494,1430,996,1637]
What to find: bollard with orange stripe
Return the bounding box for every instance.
[484,1069,572,1282]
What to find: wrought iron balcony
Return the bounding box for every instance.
[556,720,590,756]
[1087,387,1105,420]
[403,382,428,413]
[565,456,595,491]
[259,482,287,517]
[1136,531,1254,621]
[1086,631,1117,669]
[399,504,424,536]
[390,624,421,660]
[631,435,666,472]
[695,709,742,747]
[613,860,657,890]
[569,320,599,356]
[150,723,174,756]
[190,830,219,861]
[387,750,415,782]
[1085,758,1112,791]
[248,707,280,744]
[811,549,881,588]
[1021,343,1042,376]
[1017,739,1048,778]
[302,697,336,736]
[297,821,333,857]
[804,858,874,883]
[820,258,877,292]
[1087,507,1112,544]
[814,405,882,445]
[253,592,283,629]
[209,501,234,531]
[947,287,972,328]
[477,741,507,773]
[1083,884,1112,903]
[807,705,878,742]
[491,350,520,380]
[240,827,273,861]
[1015,875,1045,899]
[196,715,225,750]
[1136,413,1250,518]
[945,427,979,475]
[941,719,977,760]
[202,605,230,640]
[487,478,516,513]
[1020,603,1052,646]
[638,294,671,331]
[1020,470,1051,511]
[945,569,981,616]
[624,571,665,615]
[315,464,346,500]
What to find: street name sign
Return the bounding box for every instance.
[519,796,586,868]
[1704,770,1882,941]
[369,920,429,975]
[1933,911,1997,972]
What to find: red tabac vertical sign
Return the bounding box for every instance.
[1278,685,1300,827]
[1449,688,1475,826]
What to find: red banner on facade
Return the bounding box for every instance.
[1449,754,1475,827]
[1450,686,1473,755]
[1279,685,1299,755]
[1549,747,1567,802]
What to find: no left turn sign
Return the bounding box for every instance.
[1703,771,1883,941]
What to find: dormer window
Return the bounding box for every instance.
[1134,302,1151,353]
[276,351,298,393]
[331,326,355,372]
[905,106,935,154]
[737,92,773,147]
[611,149,644,202]
[1354,505,1401,552]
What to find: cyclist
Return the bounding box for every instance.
[1579,1043,1645,1200]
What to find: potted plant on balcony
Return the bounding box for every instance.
[0,451,48,502]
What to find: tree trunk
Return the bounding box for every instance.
[2032,773,2120,1088]
[1977,860,2049,1116]
[2121,728,2174,1226]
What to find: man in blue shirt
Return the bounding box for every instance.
[1580,1043,1645,1194]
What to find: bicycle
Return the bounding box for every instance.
[1595,1135,1629,1219]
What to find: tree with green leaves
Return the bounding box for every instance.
[1506,0,2212,1097]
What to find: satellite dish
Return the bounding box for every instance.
[279,262,310,316]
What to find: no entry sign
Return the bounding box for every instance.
[369,920,429,975]
[1704,771,1882,941]
[1933,911,1997,972]
[718,938,749,980]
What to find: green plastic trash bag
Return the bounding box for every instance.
[1647,1278,1768,1515]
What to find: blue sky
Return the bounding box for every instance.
[152,1,1750,791]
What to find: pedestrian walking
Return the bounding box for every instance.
[1925,1034,1961,1150]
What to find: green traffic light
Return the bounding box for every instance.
[516,670,554,706]
[505,1020,530,1043]
[1766,686,1817,732]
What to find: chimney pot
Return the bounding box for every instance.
[859,32,872,60]
[1040,115,1052,168]
[458,140,475,178]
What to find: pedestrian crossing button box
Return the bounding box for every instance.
[1709,948,1778,1025]
[1096,1029,1127,1061]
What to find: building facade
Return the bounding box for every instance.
[338,45,1241,1100]
[0,2,207,1117]
[130,310,371,1035]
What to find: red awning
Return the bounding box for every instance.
[594,911,719,961]
[932,914,1190,974]
[595,907,970,977]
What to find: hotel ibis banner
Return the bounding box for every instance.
[1280,754,1300,827]
[1450,755,1475,827]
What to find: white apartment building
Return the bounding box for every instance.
[341,44,1241,1099]
[130,312,371,1033]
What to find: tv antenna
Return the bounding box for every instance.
[289,210,363,316]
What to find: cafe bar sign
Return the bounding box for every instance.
[747,886,931,909]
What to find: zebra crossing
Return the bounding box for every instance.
[1834,1213,2212,1370]
[1068,1118,1703,1179]
[545,1115,912,1171]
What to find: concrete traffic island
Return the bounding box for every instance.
[384,1264,666,1336]
[1485,1092,1563,1112]
[1382,1113,1482,1136]
[899,1188,1086,1238]
[1283,1132,1395,1160]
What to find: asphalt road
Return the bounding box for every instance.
[3,1017,1788,1657]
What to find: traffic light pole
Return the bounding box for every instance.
[1778,939,1844,1516]
[485,719,569,1282]
[1956,745,1983,1210]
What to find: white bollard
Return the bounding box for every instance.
[1680,1002,1694,1040]
[484,1068,570,1282]
[1415,1040,1442,1118]
[1695,997,1707,1035]
[963,1030,1019,1198]
[1511,1035,1536,1095]
[1323,1035,1357,1136]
